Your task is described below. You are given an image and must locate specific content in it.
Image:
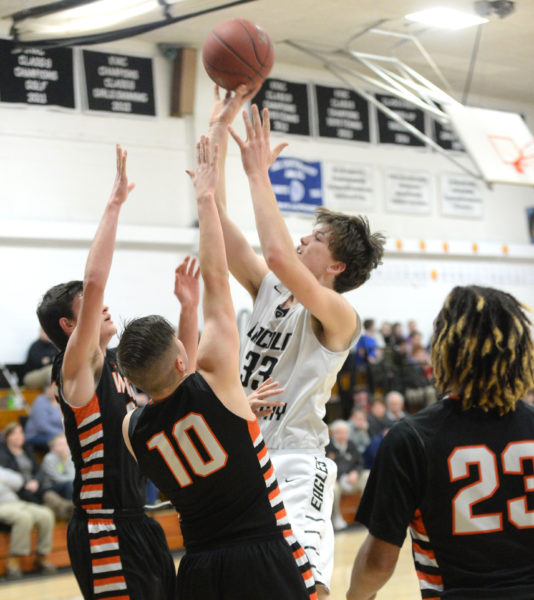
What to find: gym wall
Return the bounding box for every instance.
[1,37,533,362]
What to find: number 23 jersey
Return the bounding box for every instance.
[356,397,534,599]
[241,272,360,451]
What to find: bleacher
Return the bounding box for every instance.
[0,383,185,577]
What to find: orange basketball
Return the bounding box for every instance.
[202,18,274,92]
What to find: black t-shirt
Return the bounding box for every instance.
[356,398,534,599]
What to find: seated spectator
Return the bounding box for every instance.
[24,382,64,451]
[406,319,418,342]
[41,434,74,520]
[326,420,369,531]
[389,322,406,350]
[404,344,437,410]
[377,321,392,348]
[0,422,69,520]
[366,399,392,438]
[348,408,371,456]
[352,387,372,412]
[0,465,55,578]
[22,329,57,389]
[523,389,534,405]
[385,390,406,422]
[363,427,389,470]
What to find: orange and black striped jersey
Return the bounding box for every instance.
[52,349,145,514]
[357,397,534,599]
[128,372,316,597]
[129,372,296,545]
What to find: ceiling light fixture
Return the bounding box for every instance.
[405,7,489,30]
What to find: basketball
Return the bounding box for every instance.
[202,18,274,92]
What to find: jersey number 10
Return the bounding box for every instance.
[448,442,534,534]
[147,413,228,486]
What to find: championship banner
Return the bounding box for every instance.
[376,93,426,147]
[269,157,323,214]
[254,78,311,136]
[0,38,74,108]
[314,84,371,142]
[82,49,156,116]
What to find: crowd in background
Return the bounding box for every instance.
[2,321,534,576]
[323,317,534,531]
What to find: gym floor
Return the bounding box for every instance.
[0,525,420,600]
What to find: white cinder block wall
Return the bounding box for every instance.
[1,38,533,362]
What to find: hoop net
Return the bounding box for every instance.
[488,136,534,174]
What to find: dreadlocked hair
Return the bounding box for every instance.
[431,285,534,415]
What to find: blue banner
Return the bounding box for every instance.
[269,157,323,214]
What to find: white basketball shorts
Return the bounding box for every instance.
[270,451,337,591]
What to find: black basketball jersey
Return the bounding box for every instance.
[357,397,534,599]
[129,372,297,550]
[52,349,145,513]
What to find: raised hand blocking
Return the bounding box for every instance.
[110,143,135,206]
[186,135,220,200]
[174,256,200,308]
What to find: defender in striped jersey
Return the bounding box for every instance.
[38,146,180,600]
[119,137,316,600]
[347,286,534,600]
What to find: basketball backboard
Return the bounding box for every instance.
[445,104,534,186]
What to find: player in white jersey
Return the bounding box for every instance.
[209,86,385,599]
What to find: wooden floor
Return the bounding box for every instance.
[0,526,420,600]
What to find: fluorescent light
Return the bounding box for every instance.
[405,7,488,30]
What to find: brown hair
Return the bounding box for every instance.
[315,208,385,293]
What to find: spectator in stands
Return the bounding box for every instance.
[354,319,379,368]
[41,434,74,520]
[524,389,534,405]
[326,420,368,531]
[0,422,70,520]
[0,465,55,578]
[366,399,391,438]
[348,408,371,456]
[406,330,426,359]
[22,329,57,389]
[385,391,406,422]
[0,423,45,504]
[378,321,392,347]
[406,319,418,342]
[389,322,406,350]
[363,427,389,470]
[353,387,372,412]
[404,341,437,410]
[24,382,63,451]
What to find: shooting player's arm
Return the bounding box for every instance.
[209,85,269,300]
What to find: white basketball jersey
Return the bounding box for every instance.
[240,272,361,451]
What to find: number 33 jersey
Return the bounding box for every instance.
[241,272,360,451]
[356,397,534,599]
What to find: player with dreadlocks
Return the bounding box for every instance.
[346,285,534,600]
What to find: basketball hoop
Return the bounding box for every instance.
[488,135,534,174]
